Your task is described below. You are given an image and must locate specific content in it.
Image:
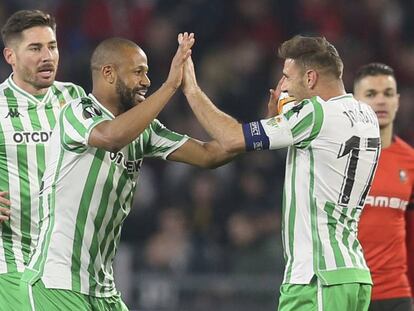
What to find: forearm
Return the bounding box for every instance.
[167,138,238,169]
[185,88,245,153]
[90,83,177,152]
[201,140,238,168]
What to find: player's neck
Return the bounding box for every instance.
[380,125,393,149]
[92,89,122,117]
[315,80,346,101]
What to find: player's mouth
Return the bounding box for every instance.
[375,110,388,118]
[135,89,147,102]
[37,64,55,79]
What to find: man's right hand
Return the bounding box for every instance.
[165,32,195,90]
[182,56,199,96]
[0,191,11,223]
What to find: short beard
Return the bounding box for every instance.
[115,78,136,113]
[21,67,55,90]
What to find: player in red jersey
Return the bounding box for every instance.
[354,63,414,311]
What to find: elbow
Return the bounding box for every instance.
[202,161,222,170]
[104,143,122,154]
[90,128,125,153]
[97,138,123,153]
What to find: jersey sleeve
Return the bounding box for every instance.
[242,98,324,151]
[60,98,109,152]
[142,119,189,159]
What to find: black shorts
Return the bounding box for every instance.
[369,297,413,311]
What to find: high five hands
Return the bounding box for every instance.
[165,32,195,90]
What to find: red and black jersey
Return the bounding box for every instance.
[358,136,414,300]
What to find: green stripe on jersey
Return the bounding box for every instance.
[291,113,313,138]
[0,79,86,275]
[71,149,106,292]
[297,98,323,148]
[285,148,297,283]
[23,94,188,296]
[324,202,345,267]
[87,163,116,295]
[309,147,326,272]
[0,119,16,273]
[96,169,130,292]
[5,88,32,265]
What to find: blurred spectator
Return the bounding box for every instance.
[226,210,284,275]
[144,207,194,274]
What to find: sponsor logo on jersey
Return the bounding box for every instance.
[13,131,53,144]
[109,151,142,174]
[399,169,408,183]
[79,98,102,119]
[5,108,22,118]
[365,195,408,211]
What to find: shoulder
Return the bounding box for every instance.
[0,78,11,94]
[0,79,8,89]
[52,80,82,89]
[392,137,414,158]
[52,81,86,97]
[283,98,313,119]
[62,96,102,119]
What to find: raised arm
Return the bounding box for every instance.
[182,56,246,154]
[89,33,195,152]
[167,138,237,169]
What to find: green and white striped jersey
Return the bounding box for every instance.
[24,94,188,297]
[256,94,380,285]
[0,75,85,274]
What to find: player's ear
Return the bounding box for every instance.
[306,70,318,89]
[102,64,116,84]
[3,47,16,66]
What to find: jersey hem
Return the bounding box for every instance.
[316,268,372,285]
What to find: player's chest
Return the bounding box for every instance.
[0,103,59,146]
[369,153,412,202]
[106,143,144,180]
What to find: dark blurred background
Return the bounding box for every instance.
[1,1,413,310]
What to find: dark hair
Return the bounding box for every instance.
[1,10,56,46]
[90,37,140,72]
[278,35,343,78]
[353,62,395,89]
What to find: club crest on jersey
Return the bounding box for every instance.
[80,98,102,119]
[266,116,282,128]
[399,169,408,183]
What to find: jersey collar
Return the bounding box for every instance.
[88,93,115,119]
[327,93,354,102]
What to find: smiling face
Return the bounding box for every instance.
[280,58,310,102]
[114,47,151,112]
[4,26,59,94]
[354,74,399,129]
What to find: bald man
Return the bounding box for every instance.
[20,35,235,311]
